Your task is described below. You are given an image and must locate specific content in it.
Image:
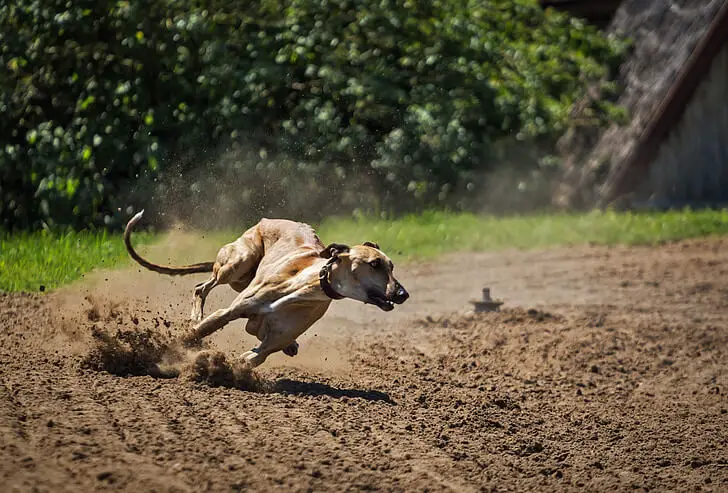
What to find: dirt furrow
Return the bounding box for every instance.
[2,238,728,491]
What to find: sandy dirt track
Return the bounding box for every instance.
[2,237,728,492]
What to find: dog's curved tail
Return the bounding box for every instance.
[124,210,214,276]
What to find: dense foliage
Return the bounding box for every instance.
[0,0,628,231]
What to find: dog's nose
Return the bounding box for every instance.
[393,284,409,304]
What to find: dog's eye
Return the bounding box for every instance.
[369,259,382,269]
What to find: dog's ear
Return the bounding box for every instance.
[320,243,350,259]
[362,241,380,250]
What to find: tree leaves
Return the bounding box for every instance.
[0,0,627,231]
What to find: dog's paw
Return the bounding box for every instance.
[179,333,203,349]
[189,307,204,322]
[239,348,258,361]
[282,341,299,357]
[238,349,260,370]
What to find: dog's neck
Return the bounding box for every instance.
[318,257,345,300]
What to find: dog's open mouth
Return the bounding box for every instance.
[367,294,395,311]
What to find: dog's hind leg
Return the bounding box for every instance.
[190,231,262,321]
[191,275,218,322]
[282,341,299,357]
[242,303,329,364]
[239,308,322,368]
[239,339,279,369]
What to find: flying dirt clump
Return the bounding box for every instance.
[81,325,182,378]
[72,294,179,377]
[82,327,263,391]
[76,295,263,391]
[177,349,263,391]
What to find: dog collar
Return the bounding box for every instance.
[319,257,345,300]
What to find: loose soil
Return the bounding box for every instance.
[2,237,728,492]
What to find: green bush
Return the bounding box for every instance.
[0,0,627,231]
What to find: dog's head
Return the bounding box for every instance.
[321,241,409,311]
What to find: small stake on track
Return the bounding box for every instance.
[469,288,504,312]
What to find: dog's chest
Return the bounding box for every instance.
[253,301,330,340]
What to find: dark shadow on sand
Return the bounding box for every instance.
[272,379,396,404]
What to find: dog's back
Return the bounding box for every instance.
[256,218,326,258]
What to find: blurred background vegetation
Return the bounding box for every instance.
[0,0,629,232]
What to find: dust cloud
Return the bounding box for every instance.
[121,136,556,233]
[77,295,264,390]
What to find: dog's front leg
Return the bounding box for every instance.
[180,295,259,347]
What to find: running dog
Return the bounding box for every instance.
[123,212,409,368]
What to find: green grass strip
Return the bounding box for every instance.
[2,208,728,293]
[0,229,156,292]
[315,209,728,260]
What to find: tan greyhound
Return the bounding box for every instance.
[123,212,409,369]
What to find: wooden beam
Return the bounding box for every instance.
[600,0,728,206]
[540,0,622,26]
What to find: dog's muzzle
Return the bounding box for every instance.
[368,281,409,312]
[391,282,409,304]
